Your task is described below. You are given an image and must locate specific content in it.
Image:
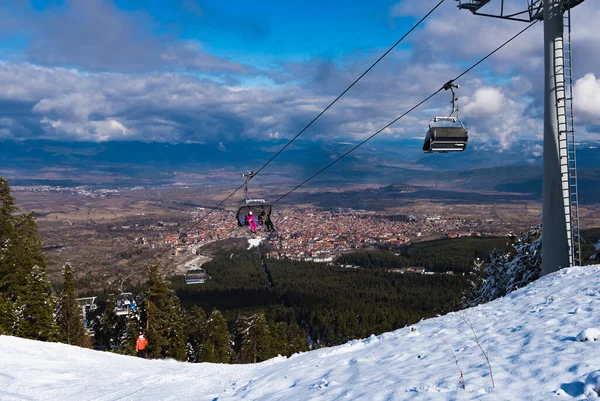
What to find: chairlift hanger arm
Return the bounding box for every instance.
[440,80,460,117]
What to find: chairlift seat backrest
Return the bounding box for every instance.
[236,200,272,227]
[423,126,468,152]
[185,267,207,284]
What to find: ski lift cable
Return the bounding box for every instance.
[271,20,539,207]
[246,0,447,179]
[179,0,447,233]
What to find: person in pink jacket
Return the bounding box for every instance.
[245,211,257,232]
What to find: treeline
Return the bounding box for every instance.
[0,178,88,346]
[338,237,512,274]
[173,247,468,348]
[268,260,468,346]
[94,264,308,363]
[337,250,410,269]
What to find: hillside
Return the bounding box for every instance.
[2,265,600,400]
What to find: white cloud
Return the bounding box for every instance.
[462,87,505,116]
[574,73,600,124]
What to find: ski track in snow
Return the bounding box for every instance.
[1,265,600,400]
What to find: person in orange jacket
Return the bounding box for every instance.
[136,332,148,358]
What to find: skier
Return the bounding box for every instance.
[136,332,148,358]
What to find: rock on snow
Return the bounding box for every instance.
[577,328,600,342]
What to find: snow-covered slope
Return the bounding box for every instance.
[2,266,600,401]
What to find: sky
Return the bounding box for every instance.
[0,0,599,148]
[2,263,600,399]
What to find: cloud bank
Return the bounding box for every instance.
[0,0,598,145]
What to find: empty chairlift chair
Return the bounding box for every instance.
[185,267,207,285]
[423,81,469,153]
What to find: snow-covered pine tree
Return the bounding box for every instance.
[591,240,600,260]
[504,225,542,292]
[145,264,185,360]
[468,225,542,306]
[201,309,231,363]
[462,258,486,307]
[56,263,86,346]
[14,264,59,341]
[238,313,270,364]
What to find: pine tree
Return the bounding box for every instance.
[145,264,185,360]
[201,309,230,363]
[238,313,270,364]
[0,181,40,300]
[165,293,186,361]
[185,306,207,362]
[285,321,309,355]
[462,258,486,307]
[98,294,127,351]
[120,312,142,356]
[14,264,59,341]
[0,178,17,295]
[590,240,600,260]
[468,225,542,306]
[56,263,86,346]
[267,320,286,357]
[0,295,15,335]
[0,179,51,338]
[505,225,541,292]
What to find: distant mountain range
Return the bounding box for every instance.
[1,138,599,203]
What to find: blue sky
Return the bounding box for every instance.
[0,0,598,146]
[5,0,415,67]
[119,0,415,63]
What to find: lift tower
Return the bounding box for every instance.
[457,0,585,275]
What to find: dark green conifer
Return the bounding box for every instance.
[238,312,270,363]
[98,294,127,350]
[0,295,15,335]
[145,264,185,360]
[56,263,86,346]
[185,305,207,362]
[15,264,59,341]
[201,309,230,363]
[0,179,48,292]
[121,313,142,356]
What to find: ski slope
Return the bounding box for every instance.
[2,265,600,400]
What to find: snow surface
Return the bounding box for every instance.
[247,237,262,249]
[2,265,600,400]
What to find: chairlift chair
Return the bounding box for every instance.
[76,296,98,328]
[235,171,273,227]
[423,81,469,153]
[115,292,134,316]
[76,296,98,313]
[185,266,207,285]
